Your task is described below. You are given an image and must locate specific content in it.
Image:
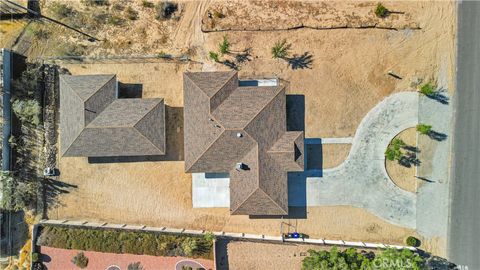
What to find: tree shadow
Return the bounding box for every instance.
[222,59,238,70]
[415,176,435,183]
[398,152,421,168]
[42,178,78,219]
[426,89,449,105]
[417,250,457,270]
[287,52,313,70]
[402,145,420,153]
[234,48,252,64]
[428,130,448,141]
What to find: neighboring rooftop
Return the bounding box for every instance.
[183,71,304,216]
[60,74,165,157]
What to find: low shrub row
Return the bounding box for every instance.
[37,226,214,259]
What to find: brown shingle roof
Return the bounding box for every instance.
[184,71,304,216]
[60,74,165,157]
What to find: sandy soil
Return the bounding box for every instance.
[322,144,351,169]
[203,1,421,31]
[386,128,418,193]
[224,240,333,270]
[0,20,28,48]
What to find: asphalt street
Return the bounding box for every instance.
[448,1,480,269]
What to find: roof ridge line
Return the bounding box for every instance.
[134,101,165,153]
[185,127,225,172]
[133,127,165,154]
[84,74,116,103]
[267,131,303,153]
[242,85,286,130]
[258,187,288,215]
[229,142,260,214]
[230,186,259,214]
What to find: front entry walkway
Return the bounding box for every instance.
[192,92,419,228]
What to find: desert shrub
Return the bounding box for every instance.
[182,237,198,257]
[416,124,432,135]
[37,226,213,259]
[419,82,436,96]
[209,51,219,62]
[406,236,420,247]
[12,99,41,126]
[218,35,230,54]
[375,3,388,18]
[213,10,224,19]
[271,39,291,59]
[155,1,178,20]
[81,0,109,6]
[203,232,215,242]
[125,7,138,20]
[57,42,86,56]
[31,252,40,262]
[142,0,154,8]
[112,2,125,11]
[128,262,144,270]
[71,252,88,269]
[48,2,75,19]
[107,14,125,26]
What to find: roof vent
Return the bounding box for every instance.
[236,162,248,171]
[236,132,243,138]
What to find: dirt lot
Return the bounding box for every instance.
[386,128,418,193]
[322,144,351,169]
[40,0,455,255]
[221,240,335,270]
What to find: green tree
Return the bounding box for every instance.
[219,35,230,54]
[71,252,88,269]
[271,39,291,59]
[12,99,41,126]
[419,82,436,96]
[373,248,425,270]
[209,51,220,62]
[302,247,370,270]
[406,236,420,247]
[375,3,388,18]
[181,237,198,256]
[416,124,432,135]
[204,231,215,242]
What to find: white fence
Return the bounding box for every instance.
[38,219,416,251]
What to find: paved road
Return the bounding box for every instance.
[448,1,480,269]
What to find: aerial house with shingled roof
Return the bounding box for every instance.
[183,71,304,216]
[60,74,165,157]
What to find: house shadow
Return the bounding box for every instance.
[215,238,230,270]
[87,106,184,163]
[286,95,305,132]
[117,82,143,98]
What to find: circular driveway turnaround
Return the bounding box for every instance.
[292,92,419,228]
